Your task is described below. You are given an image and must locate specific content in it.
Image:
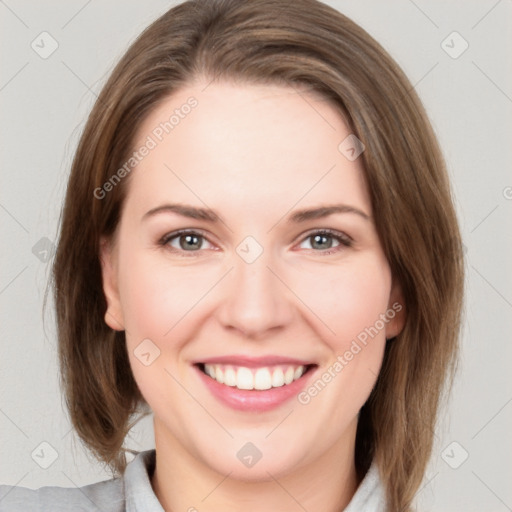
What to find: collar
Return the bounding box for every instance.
[124,450,385,511]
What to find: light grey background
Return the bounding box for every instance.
[1,1,511,510]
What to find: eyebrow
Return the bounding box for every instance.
[287,204,370,222]
[142,203,370,223]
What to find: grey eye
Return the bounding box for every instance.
[165,231,214,251]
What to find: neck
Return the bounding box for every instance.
[151,419,360,512]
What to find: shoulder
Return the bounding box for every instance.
[0,450,158,512]
[0,477,124,512]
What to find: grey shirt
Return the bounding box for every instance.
[0,450,386,511]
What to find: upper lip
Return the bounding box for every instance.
[194,355,316,368]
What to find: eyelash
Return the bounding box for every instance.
[158,228,353,257]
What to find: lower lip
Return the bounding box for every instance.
[195,365,316,412]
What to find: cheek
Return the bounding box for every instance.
[291,258,391,430]
[292,255,392,345]
[116,250,217,405]
[118,246,392,351]
[117,250,219,343]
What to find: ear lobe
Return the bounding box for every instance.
[385,279,406,340]
[99,236,125,331]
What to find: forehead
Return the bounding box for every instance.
[126,80,370,221]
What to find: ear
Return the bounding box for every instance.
[99,236,125,331]
[385,278,406,340]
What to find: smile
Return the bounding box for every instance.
[200,363,311,390]
[194,358,318,412]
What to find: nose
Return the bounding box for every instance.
[216,250,295,339]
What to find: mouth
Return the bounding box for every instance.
[193,358,318,411]
[196,362,316,390]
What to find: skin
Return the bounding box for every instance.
[100,80,405,512]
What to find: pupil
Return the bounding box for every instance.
[177,234,333,251]
[312,234,331,250]
[180,234,201,250]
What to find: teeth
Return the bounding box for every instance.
[224,367,237,387]
[294,366,305,380]
[215,366,224,384]
[202,364,308,390]
[254,368,272,390]
[271,368,285,388]
[237,367,254,390]
[284,366,295,385]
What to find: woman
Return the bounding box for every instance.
[0,0,464,510]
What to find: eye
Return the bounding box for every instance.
[297,229,352,255]
[159,228,352,257]
[160,229,216,255]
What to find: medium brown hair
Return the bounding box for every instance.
[52,1,464,510]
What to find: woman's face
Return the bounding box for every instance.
[101,80,404,479]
